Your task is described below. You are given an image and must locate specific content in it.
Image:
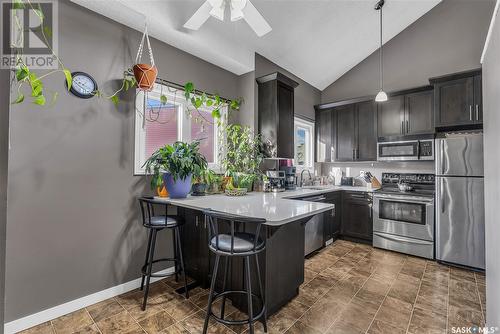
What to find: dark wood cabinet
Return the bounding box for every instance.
[315,99,377,162]
[341,192,373,243]
[377,95,404,138]
[315,109,334,162]
[377,87,434,140]
[430,69,482,128]
[178,208,211,287]
[335,104,356,161]
[355,101,377,161]
[405,90,434,135]
[324,192,341,243]
[257,72,299,159]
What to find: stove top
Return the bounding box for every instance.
[375,172,436,198]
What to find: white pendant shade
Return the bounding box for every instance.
[375,90,388,102]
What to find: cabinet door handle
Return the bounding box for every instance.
[195,216,199,227]
[331,209,335,217]
[469,105,473,121]
[369,203,373,219]
[401,121,404,134]
[475,105,479,120]
[352,149,355,160]
[406,120,409,133]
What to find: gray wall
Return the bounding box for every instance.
[255,54,320,121]
[482,8,500,326]
[232,54,321,131]
[5,0,240,322]
[321,0,495,102]
[1,69,10,333]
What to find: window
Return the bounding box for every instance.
[294,117,314,168]
[134,83,223,174]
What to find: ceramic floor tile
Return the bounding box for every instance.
[408,306,447,334]
[72,324,100,334]
[163,299,200,322]
[367,319,406,334]
[86,298,125,323]
[96,311,142,334]
[159,323,191,334]
[51,309,94,334]
[18,240,487,334]
[138,310,176,333]
[325,320,364,334]
[284,321,322,334]
[374,295,413,329]
[18,322,55,334]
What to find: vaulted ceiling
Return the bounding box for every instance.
[71,0,441,90]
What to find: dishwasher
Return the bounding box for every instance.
[298,195,327,256]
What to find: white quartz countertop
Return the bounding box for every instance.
[154,185,376,226]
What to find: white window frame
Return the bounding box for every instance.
[134,83,223,175]
[294,117,315,170]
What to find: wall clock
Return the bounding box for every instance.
[67,72,98,99]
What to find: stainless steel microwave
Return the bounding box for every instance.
[377,139,434,161]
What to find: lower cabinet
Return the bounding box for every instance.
[341,191,373,243]
[178,208,212,287]
[324,192,341,243]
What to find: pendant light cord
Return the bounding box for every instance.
[379,4,383,91]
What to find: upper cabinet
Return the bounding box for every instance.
[377,86,434,140]
[257,72,299,159]
[315,98,377,162]
[430,69,482,129]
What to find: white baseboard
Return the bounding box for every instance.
[4,266,176,334]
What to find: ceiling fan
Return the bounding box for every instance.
[183,0,272,37]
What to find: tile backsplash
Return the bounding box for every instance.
[320,161,435,185]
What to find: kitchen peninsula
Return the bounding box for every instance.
[153,186,374,315]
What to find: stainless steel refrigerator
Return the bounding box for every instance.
[435,131,485,269]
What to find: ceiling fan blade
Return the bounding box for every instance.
[242,0,272,37]
[184,0,212,30]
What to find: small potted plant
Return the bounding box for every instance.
[206,170,223,194]
[143,141,207,199]
[192,169,209,196]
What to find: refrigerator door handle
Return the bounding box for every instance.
[440,177,446,213]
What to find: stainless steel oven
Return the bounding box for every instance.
[372,173,435,259]
[377,139,434,161]
[373,193,435,259]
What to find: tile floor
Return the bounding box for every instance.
[19,240,486,334]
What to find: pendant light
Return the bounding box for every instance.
[375,0,388,102]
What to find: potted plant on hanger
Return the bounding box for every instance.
[133,25,158,91]
[143,141,207,199]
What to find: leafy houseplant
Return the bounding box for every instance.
[222,124,263,191]
[143,141,207,198]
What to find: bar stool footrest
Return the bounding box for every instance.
[141,258,183,277]
[209,290,266,326]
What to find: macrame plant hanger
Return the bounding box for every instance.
[133,23,158,91]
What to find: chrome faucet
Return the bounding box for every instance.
[300,169,313,187]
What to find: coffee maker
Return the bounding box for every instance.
[279,166,296,190]
[264,171,286,192]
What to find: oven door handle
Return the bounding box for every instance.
[374,233,433,245]
[374,194,434,204]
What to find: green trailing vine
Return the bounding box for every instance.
[9,0,242,129]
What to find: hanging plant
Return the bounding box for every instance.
[9,0,136,107]
[133,25,157,91]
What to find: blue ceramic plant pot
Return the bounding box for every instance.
[163,173,192,198]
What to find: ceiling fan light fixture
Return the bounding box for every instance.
[231,8,244,21]
[209,5,225,21]
[375,90,388,102]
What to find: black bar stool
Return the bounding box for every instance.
[138,197,189,311]
[202,209,267,334]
